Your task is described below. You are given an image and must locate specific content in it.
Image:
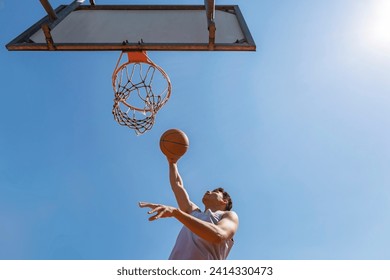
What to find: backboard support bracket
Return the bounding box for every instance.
[39,0,58,21]
[41,0,84,31]
[41,24,55,50]
[36,0,85,50]
[205,0,216,50]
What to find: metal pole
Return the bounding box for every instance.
[39,0,58,21]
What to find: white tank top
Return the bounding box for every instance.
[168,209,235,260]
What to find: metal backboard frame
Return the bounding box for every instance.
[6,2,256,52]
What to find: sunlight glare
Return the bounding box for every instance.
[362,0,390,52]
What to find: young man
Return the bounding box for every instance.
[139,159,239,260]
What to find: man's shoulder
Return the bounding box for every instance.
[221,210,239,221]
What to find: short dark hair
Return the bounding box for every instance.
[213,187,233,211]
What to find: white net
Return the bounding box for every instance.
[112,52,171,135]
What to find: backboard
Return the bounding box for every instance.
[6,0,256,51]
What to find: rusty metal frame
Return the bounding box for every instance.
[6,3,256,52]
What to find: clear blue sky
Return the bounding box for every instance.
[1,0,390,260]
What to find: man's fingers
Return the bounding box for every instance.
[148,209,165,221]
[148,206,162,214]
[138,201,152,208]
[138,202,148,208]
[140,203,173,221]
[148,215,158,221]
[139,202,158,208]
[148,213,159,221]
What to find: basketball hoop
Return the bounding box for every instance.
[112,51,171,135]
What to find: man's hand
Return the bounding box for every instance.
[139,202,177,221]
[166,156,178,164]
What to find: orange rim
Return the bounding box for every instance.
[112,51,171,113]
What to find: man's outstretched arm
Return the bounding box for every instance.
[168,161,199,213]
[139,202,239,244]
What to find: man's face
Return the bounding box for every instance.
[202,190,225,204]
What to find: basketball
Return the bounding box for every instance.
[160,129,189,160]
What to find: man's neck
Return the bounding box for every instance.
[205,206,225,212]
